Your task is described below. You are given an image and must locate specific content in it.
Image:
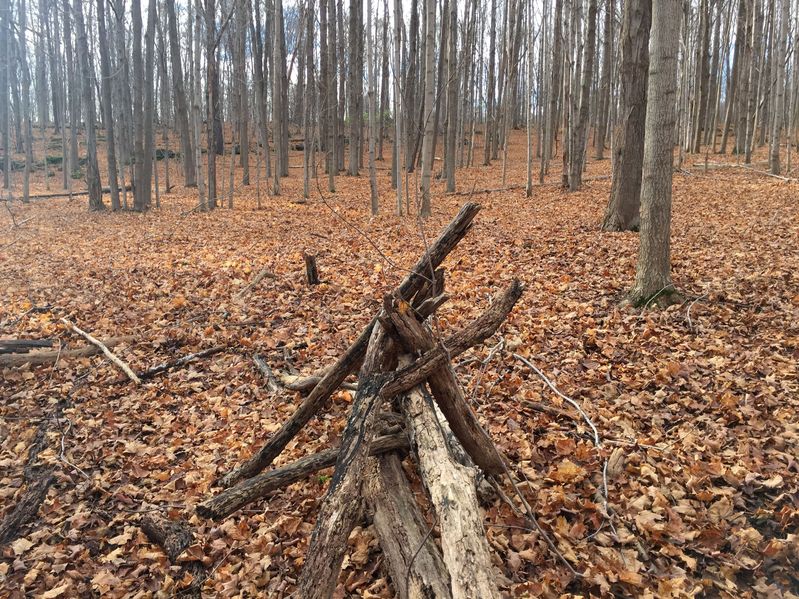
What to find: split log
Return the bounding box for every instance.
[61,319,140,384]
[0,336,134,366]
[0,469,54,546]
[383,296,506,475]
[404,380,500,599]
[234,267,277,300]
[216,203,480,488]
[0,339,54,354]
[137,346,225,380]
[197,432,407,520]
[139,513,205,597]
[366,453,452,598]
[304,253,320,285]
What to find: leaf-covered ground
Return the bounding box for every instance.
[1,136,798,597]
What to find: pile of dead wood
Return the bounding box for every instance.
[198,203,524,598]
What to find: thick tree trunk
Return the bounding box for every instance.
[628,0,681,307]
[769,0,788,174]
[97,0,120,210]
[602,0,651,231]
[569,0,597,190]
[165,0,197,187]
[73,0,104,210]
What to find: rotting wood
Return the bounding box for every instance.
[0,339,54,354]
[0,469,54,546]
[139,512,205,597]
[304,253,320,285]
[404,379,500,599]
[252,353,280,393]
[136,346,225,380]
[61,319,140,384]
[0,336,134,366]
[366,453,452,599]
[197,432,407,520]
[215,203,481,488]
[381,280,524,400]
[297,364,388,596]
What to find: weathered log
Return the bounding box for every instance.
[275,369,358,393]
[0,469,54,546]
[297,373,387,598]
[304,253,320,285]
[0,339,54,354]
[366,453,453,599]
[216,203,481,487]
[381,280,524,401]
[139,513,205,597]
[383,296,506,475]
[404,380,500,599]
[137,346,225,381]
[0,336,134,366]
[197,432,407,520]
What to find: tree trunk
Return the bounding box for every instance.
[444,0,457,192]
[366,0,378,212]
[568,0,597,190]
[165,0,197,187]
[628,0,681,307]
[97,0,120,210]
[73,0,104,210]
[419,0,436,217]
[769,0,788,174]
[602,0,651,231]
[206,0,218,207]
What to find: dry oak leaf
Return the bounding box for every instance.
[549,459,587,483]
[41,583,71,598]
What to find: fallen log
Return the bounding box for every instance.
[366,453,452,598]
[403,374,500,598]
[197,432,408,520]
[139,513,205,597]
[252,354,280,393]
[0,339,54,354]
[0,469,54,546]
[61,319,140,384]
[216,203,481,488]
[137,346,225,380]
[0,336,134,366]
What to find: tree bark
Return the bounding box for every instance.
[419,0,436,217]
[97,0,120,209]
[628,0,681,307]
[602,0,651,231]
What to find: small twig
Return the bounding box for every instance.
[60,318,140,384]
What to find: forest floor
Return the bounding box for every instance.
[1,132,798,598]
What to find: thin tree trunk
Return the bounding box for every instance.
[97,0,120,209]
[569,0,597,190]
[419,0,436,217]
[769,0,788,173]
[366,0,378,213]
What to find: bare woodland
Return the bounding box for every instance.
[1,0,798,596]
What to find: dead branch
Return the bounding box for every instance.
[0,336,134,366]
[139,512,205,597]
[252,354,280,393]
[0,339,54,354]
[61,318,140,384]
[0,470,54,546]
[137,346,225,380]
[197,432,407,520]
[234,267,276,300]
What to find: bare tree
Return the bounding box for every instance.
[419,0,436,217]
[628,0,681,307]
[769,0,788,174]
[602,0,651,231]
[97,0,120,209]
